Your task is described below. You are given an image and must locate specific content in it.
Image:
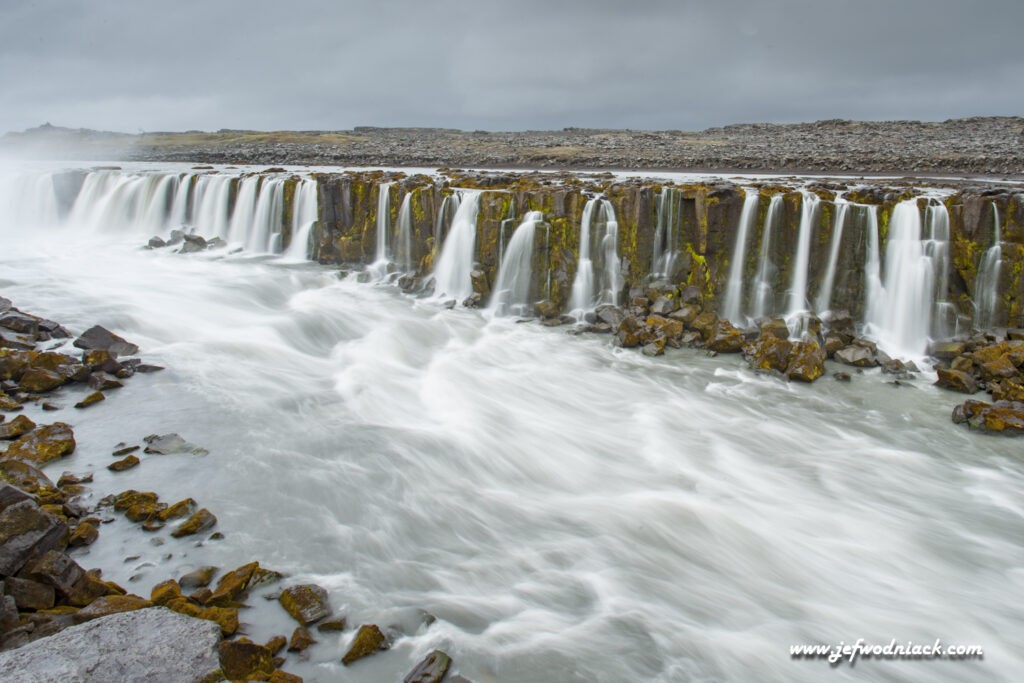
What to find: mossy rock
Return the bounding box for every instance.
[171,508,217,538]
[218,640,275,681]
[341,624,389,666]
[150,579,184,606]
[4,423,76,465]
[278,584,329,625]
[72,594,152,623]
[206,561,259,606]
[166,597,239,635]
[0,414,35,440]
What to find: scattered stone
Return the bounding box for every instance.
[87,371,123,391]
[179,566,218,590]
[150,579,184,607]
[785,341,826,382]
[68,521,99,547]
[74,391,105,409]
[268,670,304,683]
[341,624,389,665]
[0,414,35,439]
[317,616,347,632]
[171,508,217,538]
[134,364,165,373]
[26,550,86,598]
[288,625,316,652]
[165,597,239,635]
[0,393,22,412]
[73,325,140,356]
[157,498,197,521]
[952,399,1024,435]
[107,455,140,472]
[143,433,188,454]
[833,372,851,382]
[834,345,877,367]
[278,584,330,625]
[4,422,76,464]
[265,635,287,655]
[207,561,259,606]
[112,444,140,456]
[404,650,453,683]
[0,607,221,681]
[41,402,60,411]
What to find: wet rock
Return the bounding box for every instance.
[706,320,744,353]
[0,607,221,681]
[641,340,665,357]
[288,625,316,652]
[992,379,1024,402]
[135,364,165,373]
[268,669,304,683]
[952,399,1024,435]
[594,304,624,327]
[669,304,699,325]
[40,402,60,411]
[81,349,122,373]
[74,391,105,409]
[180,234,208,253]
[107,455,140,472]
[218,640,275,680]
[0,393,22,412]
[645,315,683,341]
[979,355,1018,382]
[112,489,160,511]
[679,285,702,305]
[165,597,239,635]
[265,635,287,655]
[4,576,55,610]
[150,579,184,606]
[833,345,877,367]
[5,422,76,465]
[170,508,216,538]
[745,336,793,373]
[0,501,68,575]
[73,325,139,356]
[404,650,453,683]
[148,236,167,248]
[87,371,122,391]
[341,624,389,665]
[143,433,188,454]
[690,311,718,338]
[0,459,53,492]
[785,341,826,383]
[279,584,329,625]
[207,561,259,606]
[0,483,33,511]
[157,498,197,521]
[112,444,140,456]
[18,367,65,393]
[26,550,85,598]
[317,616,347,632]
[0,414,35,439]
[68,521,99,547]
[73,594,153,623]
[935,367,979,394]
[179,566,218,589]
[615,316,643,348]
[650,295,678,316]
[535,300,559,319]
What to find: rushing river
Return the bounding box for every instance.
[1,165,1023,683]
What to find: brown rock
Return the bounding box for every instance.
[979,355,1019,382]
[785,341,826,383]
[935,367,979,394]
[170,508,217,538]
[288,625,316,652]
[179,565,218,589]
[157,498,197,521]
[18,367,65,393]
[645,315,683,340]
[278,584,330,625]
[81,349,122,372]
[746,335,793,373]
[0,393,22,411]
[74,391,105,409]
[150,579,184,606]
[0,414,35,440]
[265,635,287,655]
[125,501,166,523]
[341,624,389,665]
[690,311,718,337]
[218,640,276,681]
[26,550,85,598]
[111,444,140,456]
[68,520,99,547]
[72,594,152,623]
[4,576,55,610]
[74,325,139,356]
[166,597,239,635]
[0,459,54,492]
[992,379,1024,402]
[207,561,259,606]
[317,616,347,632]
[0,502,68,575]
[403,649,453,683]
[87,372,123,391]
[705,320,744,353]
[0,350,33,381]
[107,455,140,472]
[113,490,160,511]
[4,422,76,465]
[268,671,304,683]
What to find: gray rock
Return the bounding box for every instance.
[404,649,452,683]
[143,433,187,455]
[0,607,221,682]
[73,326,139,356]
[0,501,68,576]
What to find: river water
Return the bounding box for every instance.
[1,164,1022,682]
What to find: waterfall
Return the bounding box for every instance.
[68,172,177,235]
[431,191,481,302]
[863,205,883,328]
[866,200,937,357]
[373,182,393,267]
[651,187,681,281]
[748,195,783,320]
[786,190,820,317]
[433,193,459,254]
[926,200,955,339]
[814,195,850,314]
[720,188,759,324]
[490,211,544,317]
[0,171,60,227]
[283,178,319,261]
[168,174,193,229]
[568,198,600,316]
[191,175,234,238]
[395,191,414,272]
[250,177,285,253]
[597,199,622,308]
[227,177,260,246]
[974,201,1003,330]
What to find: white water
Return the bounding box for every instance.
[568,198,599,316]
[430,191,480,303]
[597,199,622,309]
[814,195,850,314]
[490,211,543,317]
[721,188,759,325]
[786,191,820,318]
[926,201,956,339]
[974,202,1003,330]
[372,182,393,271]
[2,166,1024,682]
[395,191,415,273]
[749,195,783,320]
[283,178,319,261]
[651,187,681,281]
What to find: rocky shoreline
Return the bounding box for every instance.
[3,117,1024,178]
[0,297,462,682]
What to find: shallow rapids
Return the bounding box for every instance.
[1,178,1023,683]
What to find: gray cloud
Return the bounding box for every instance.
[1,0,1021,133]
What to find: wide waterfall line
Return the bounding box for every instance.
[283,178,319,261]
[814,195,850,315]
[569,197,621,316]
[749,195,783,320]
[490,211,544,317]
[974,201,1003,330]
[720,188,759,325]
[430,190,481,303]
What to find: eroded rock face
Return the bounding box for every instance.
[0,607,221,682]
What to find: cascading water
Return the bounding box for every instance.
[430,190,481,302]
[786,190,820,318]
[0,170,59,226]
[568,198,599,316]
[395,192,414,273]
[372,182,393,271]
[569,198,621,317]
[250,177,285,253]
[191,175,234,238]
[814,195,849,314]
[720,188,759,325]
[748,195,783,320]
[651,187,681,281]
[68,172,179,235]
[597,199,622,309]
[433,193,459,254]
[866,199,938,357]
[925,200,956,338]
[974,201,1003,330]
[283,178,319,261]
[490,211,544,317]
[227,177,261,247]
[863,205,883,328]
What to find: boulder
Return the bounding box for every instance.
[645,315,683,341]
[179,566,218,590]
[170,508,216,538]
[18,367,65,393]
[0,393,22,411]
[952,399,1024,435]
[0,501,68,575]
[785,341,826,383]
[279,584,329,625]
[979,355,1018,382]
[404,650,453,683]
[705,320,744,353]
[4,422,76,465]
[0,607,221,681]
[150,580,183,607]
[207,561,259,606]
[0,459,53,492]
[935,368,979,394]
[992,379,1024,402]
[73,595,153,624]
[107,455,140,472]
[690,311,718,338]
[87,372,122,391]
[165,598,238,635]
[833,345,877,367]
[534,300,559,319]
[219,640,275,680]
[73,326,139,356]
[157,498,197,521]
[68,521,99,547]
[81,349,121,373]
[650,295,678,315]
[4,576,55,611]
[288,625,316,652]
[318,616,347,632]
[0,414,35,440]
[0,482,33,511]
[342,624,389,666]
[669,304,699,325]
[615,316,643,348]
[26,550,85,598]
[594,304,624,327]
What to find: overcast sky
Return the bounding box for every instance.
[1,0,1021,134]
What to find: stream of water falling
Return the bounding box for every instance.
[975,202,1003,330]
[786,191,820,319]
[814,195,850,314]
[749,194,783,321]
[489,211,544,317]
[1,165,1023,683]
[720,188,759,325]
[430,191,480,302]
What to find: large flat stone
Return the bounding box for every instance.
[0,607,221,682]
